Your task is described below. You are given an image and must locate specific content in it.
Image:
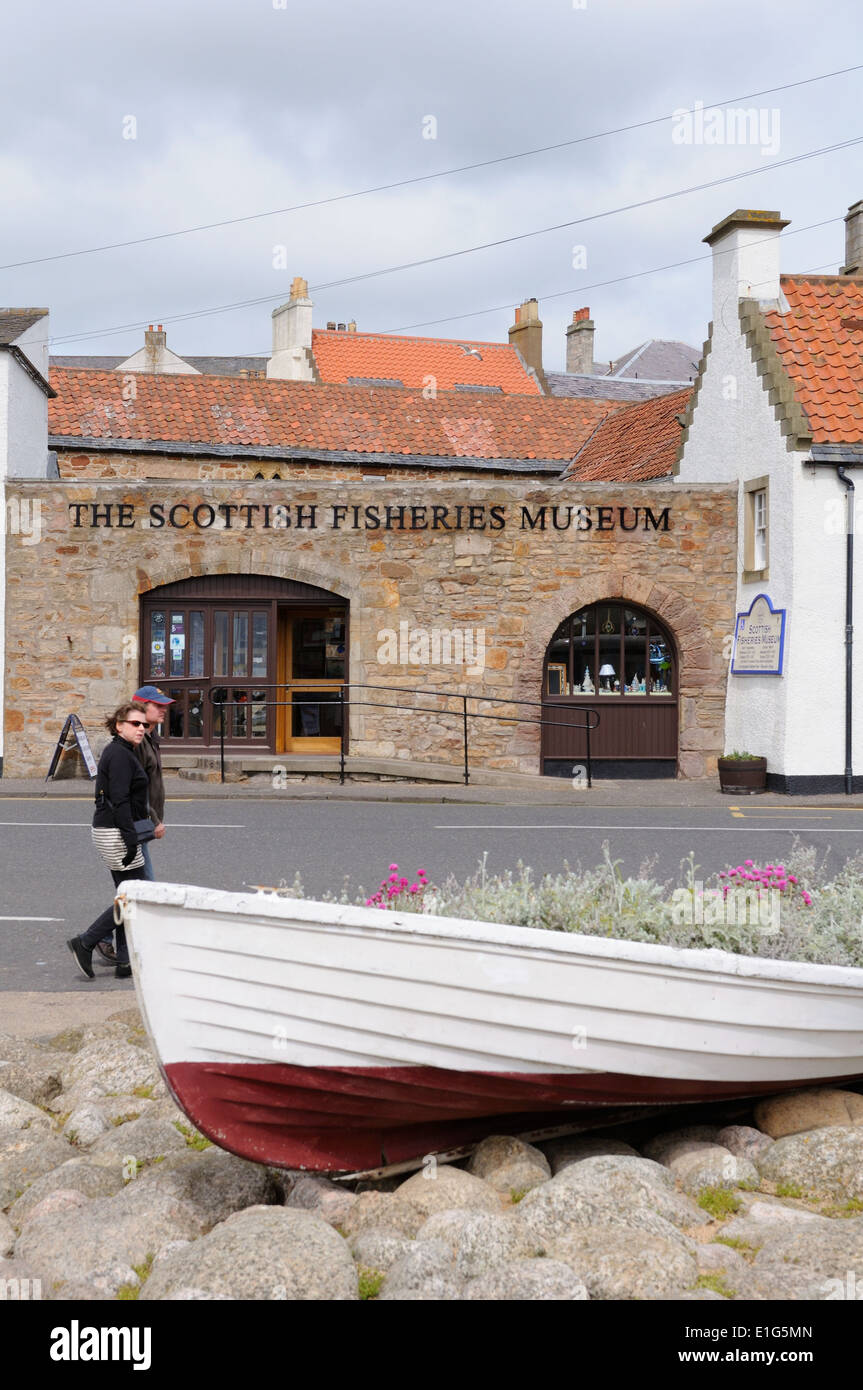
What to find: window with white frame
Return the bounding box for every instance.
[743,477,769,578]
[753,489,767,570]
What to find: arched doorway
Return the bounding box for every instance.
[541,601,678,777]
[140,574,348,755]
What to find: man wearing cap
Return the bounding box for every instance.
[94,685,173,966]
[131,686,172,880]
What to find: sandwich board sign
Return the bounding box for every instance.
[46,714,98,781]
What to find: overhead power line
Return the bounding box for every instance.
[47,135,862,349]
[2,60,862,275]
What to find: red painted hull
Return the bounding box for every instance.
[165,1060,863,1171]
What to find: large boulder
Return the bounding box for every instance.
[0,1128,74,1210]
[377,1239,462,1301]
[49,1041,162,1113]
[15,1181,205,1296]
[341,1191,421,1240]
[87,1115,188,1167]
[641,1126,722,1166]
[542,1136,639,1175]
[0,1092,53,1135]
[0,1036,63,1107]
[416,1209,528,1279]
[285,1175,357,1228]
[388,1165,501,1234]
[756,1127,863,1199]
[515,1181,697,1254]
[548,1227,698,1300]
[8,1157,125,1231]
[141,1207,357,1301]
[716,1125,774,1164]
[670,1146,760,1196]
[462,1258,589,1300]
[755,1089,863,1139]
[542,1155,702,1229]
[467,1136,550,1195]
[348,1227,414,1273]
[131,1149,279,1231]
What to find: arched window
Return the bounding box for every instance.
[544,602,675,698]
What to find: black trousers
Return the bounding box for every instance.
[79,864,147,966]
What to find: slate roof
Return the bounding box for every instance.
[762,275,863,444]
[309,329,540,394]
[604,339,700,381]
[48,368,614,463]
[52,354,268,376]
[547,373,693,402]
[0,308,48,345]
[561,388,692,482]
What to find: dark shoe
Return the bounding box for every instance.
[67,937,94,980]
[95,941,116,964]
[115,963,132,979]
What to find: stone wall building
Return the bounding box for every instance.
[3,202,862,790]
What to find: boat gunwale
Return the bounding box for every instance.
[119,880,863,991]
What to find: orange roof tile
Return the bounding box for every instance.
[561,388,692,482]
[763,275,863,444]
[48,369,615,463]
[310,329,540,394]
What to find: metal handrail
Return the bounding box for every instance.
[206,681,599,787]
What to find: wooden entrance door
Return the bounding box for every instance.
[140,574,348,754]
[277,607,348,754]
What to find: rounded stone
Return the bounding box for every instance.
[642,1126,722,1166]
[416,1209,528,1278]
[462,1258,589,1300]
[754,1089,863,1140]
[349,1227,414,1273]
[377,1238,462,1300]
[716,1125,774,1164]
[548,1227,698,1300]
[141,1206,357,1301]
[468,1136,550,1183]
[542,1136,639,1175]
[0,1090,53,1134]
[670,1146,760,1195]
[756,1126,863,1199]
[0,1129,74,1210]
[8,1157,125,1231]
[389,1165,501,1234]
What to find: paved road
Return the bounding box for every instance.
[1,797,861,992]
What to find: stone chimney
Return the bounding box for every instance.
[842,200,863,276]
[508,297,544,387]
[703,209,789,316]
[115,323,198,376]
[144,324,166,368]
[565,307,595,375]
[267,275,315,381]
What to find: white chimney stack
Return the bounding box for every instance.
[703,209,789,318]
[267,276,315,381]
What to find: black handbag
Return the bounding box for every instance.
[133,817,157,844]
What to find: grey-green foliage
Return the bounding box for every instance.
[277,842,863,969]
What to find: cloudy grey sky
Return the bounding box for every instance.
[1,0,860,372]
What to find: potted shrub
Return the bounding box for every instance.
[717,750,767,795]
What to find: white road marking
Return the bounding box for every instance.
[434,824,863,833]
[0,916,65,922]
[0,822,245,829]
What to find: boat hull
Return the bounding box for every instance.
[165,1059,863,1171]
[120,882,863,1172]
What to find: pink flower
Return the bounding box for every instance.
[389,863,399,872]
[409,885,419,894]
[745,860,753,867]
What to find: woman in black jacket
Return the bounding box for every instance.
[67,704,150,981]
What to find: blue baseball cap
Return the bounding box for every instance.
[133,685,174,705]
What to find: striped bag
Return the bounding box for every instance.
[91,827,144,872]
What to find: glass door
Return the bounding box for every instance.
[277,606,347,753]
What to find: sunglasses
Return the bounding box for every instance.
[123,719,148,728]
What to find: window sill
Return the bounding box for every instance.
[742,568,769,585]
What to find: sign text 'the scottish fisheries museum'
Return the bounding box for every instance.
[67,501,672,533]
